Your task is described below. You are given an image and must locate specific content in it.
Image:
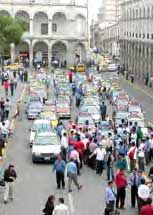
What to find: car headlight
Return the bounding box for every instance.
[32,152,40,156]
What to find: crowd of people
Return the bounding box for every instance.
[45,69,153,215]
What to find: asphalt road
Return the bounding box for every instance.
[0,72,144,215]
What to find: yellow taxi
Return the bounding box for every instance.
[76,64,86,73]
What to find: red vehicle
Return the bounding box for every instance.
[56,102,71,119]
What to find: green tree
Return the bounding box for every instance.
[0,14,27,56]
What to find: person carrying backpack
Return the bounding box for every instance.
[127,141,137,171]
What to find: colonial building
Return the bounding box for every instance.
[120,0,153,82]
[0,0,88,66]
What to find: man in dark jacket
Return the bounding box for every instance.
[4,164,17,203]
[100,102,107,121]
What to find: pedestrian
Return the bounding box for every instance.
[136,127,143,146]
[14,78,17,90]
[4,81,9,97]
[61,132,68,162]
[100,102,107,121]
[43,195,55,215]
[138,178,150,212]
[66,158,82,192]
[53,197,69,215]
[53,154,66,190]
[89,143,106,175]
[4,98,11,119]
[68,70,73,83]
[127,141,137,171]
[0,97,5,121]
[16,100,21,118]
[3,164,17,204]
[105,180,116,215]
[140,198,153,215]
[106,151,114,181]
[115,169,127,209]
[144,136,151,165]
[69,146,80,175]
[10,79,14,96]
[13,70,16,79]
[138,139,145,172]
[129,168,139,208]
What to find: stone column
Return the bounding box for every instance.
[48,42,52,68]
[48,19,52,36]
[29,40,33,68]
[10,43,15,63]
[30,18,33,35]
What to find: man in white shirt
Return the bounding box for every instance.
[89,144,106,175]
[138,178,150,211]
[53,198,69,215]
[138,139,145,171]
[61,133,68,162]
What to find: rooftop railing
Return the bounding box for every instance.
[0,0,87,7]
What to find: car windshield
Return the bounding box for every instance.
[32,123,50,131]
[129,106,141,113]
[34,135,59,145]
[117,99,128,106]
[116,112,128,119]
[57,103,69,108]
[81,106,99,114]
[78,117,94,125]
[29,105,41,110]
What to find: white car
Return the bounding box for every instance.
[108,64,118,72]
[32,131,61,163]
[29,119,51,147]
[80,105,101,122]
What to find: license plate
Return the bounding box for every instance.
[44,157,50,161]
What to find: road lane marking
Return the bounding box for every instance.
[68,193,75,214]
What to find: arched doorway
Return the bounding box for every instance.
[33,41,48,66]
[52,12,67,34]
[52,41,67,64]
[33,12,48,35]
[75,14,86,36]
[15,10,30,31]
[75,43,86,63]
[16,42,29,67]
[0,10,10,16]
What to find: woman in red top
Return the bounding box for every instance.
[4,81,10,97]
[115,169,127,209]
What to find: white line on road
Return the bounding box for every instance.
[68,193,75,215]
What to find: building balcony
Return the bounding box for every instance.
[22,32,88,41]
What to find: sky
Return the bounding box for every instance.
[75,0,102,22]
[88,0,102,21]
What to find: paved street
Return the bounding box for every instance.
[0,72,141,215]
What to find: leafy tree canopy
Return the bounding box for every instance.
[0,14,27,56]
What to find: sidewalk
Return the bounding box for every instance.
[0,81,26,164]
[0,81,25,120]
[120,74,153,97]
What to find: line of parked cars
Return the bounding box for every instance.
[25,70,72,163]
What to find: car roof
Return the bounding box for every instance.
[34,119,50,124]
[37,131,57,137]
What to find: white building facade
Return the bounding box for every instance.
[120,0,153,81]
[0,0,88,66]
